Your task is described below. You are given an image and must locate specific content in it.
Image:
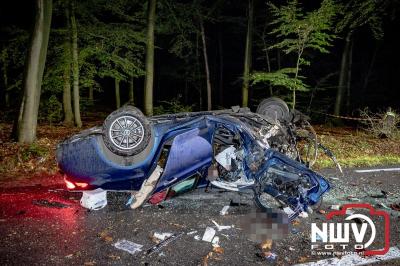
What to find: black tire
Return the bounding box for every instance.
[102,105,152,156]
[256,97,290,122]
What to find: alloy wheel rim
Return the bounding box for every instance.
[109,116,144,150]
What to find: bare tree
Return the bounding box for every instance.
[144,0,156,116]
[62,4,73,125]
[242,0,253,107]
[70,0,82,127]
[199,18,212,111]
[17,0,52,143]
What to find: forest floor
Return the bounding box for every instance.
[0,117,399,182]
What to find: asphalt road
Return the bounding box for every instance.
[1,166,400,266]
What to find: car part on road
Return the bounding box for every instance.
[80,188,107,210]
[130,165,163,209]
[146,232,184,255]
[113,239,143,255]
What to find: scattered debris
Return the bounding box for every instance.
[213,246,224,254]
[147,232,184,255]
[347,196,361,202]
[32,199,69,209]
[113,239,143,255]
[220,205,230,215]
[390,203,400,211]
[370,190,388,199]
[202,251,213,266]
[212,236,220,247]
[80,189,107,210]
[211,220,232,231]
[298,256,309,263]
[194,235,201,240]
[291,228,299,234]
[283,207,295,216]
[202,227,216,242]
[299,212,309,218]
[264,251,277,261]
[151,232,173,243]
[377,202,391,210]
[318,209,326,214]
[260,239,273,250]
[291,219,300,226]
[330,205,340,210]
[289,247,295,251]
[345,209,355,215]
[99,230,113,242]
[329,176,340,180]
[229,199,248,207]
[187,230,197,235]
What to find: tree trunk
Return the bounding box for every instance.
[334,31,352,116]
[218,28,224,107]
[262,24,272,96]
[62,6,73,126]
[199,19,212,111]
[115,78,120,108]
[195,32,202,110]
[88,87,93,102]
[70,0,82,127]
[144,0,156,116]
[17,0,52,143]
[361,43,378,106]
[277,50,281,70]
[2,54,9,107]
[345,38,353,114]
[241,0,253,108]
[129,75,134,103]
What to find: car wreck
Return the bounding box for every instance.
[57,97,338,219]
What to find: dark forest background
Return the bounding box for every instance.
[0,0,399,144]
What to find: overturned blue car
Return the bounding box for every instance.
[57,98,334,219]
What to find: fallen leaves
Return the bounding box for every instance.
[213,246,224,254]
[202,247,225,265]
[99,230,113,242]
[260,239,273,251]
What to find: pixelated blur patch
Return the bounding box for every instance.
[239,208,289,242]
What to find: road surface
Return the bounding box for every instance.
[1,166,399,265]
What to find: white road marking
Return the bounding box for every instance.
[294,247,400,266]
[354,168,400,173]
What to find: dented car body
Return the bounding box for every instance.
[57,98,333,219]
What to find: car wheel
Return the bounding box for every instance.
[102,105,152,156]
[256,97,290,122]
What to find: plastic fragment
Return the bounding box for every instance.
[202,227,216,242]
[220,205,230,215]
[153,232,173,242]
[80,188,107,210]
[264,251,277,261]
[283,207,295,216]
[211,220,232,231]
[299,211,309,218]
[113,239,143,255]
[212,236,220,247]
[146,232,184,255]
[330,205,340,210]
